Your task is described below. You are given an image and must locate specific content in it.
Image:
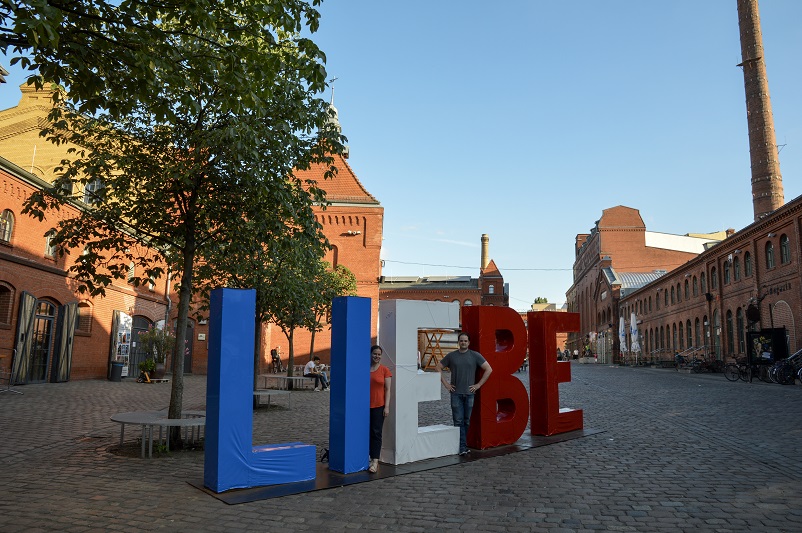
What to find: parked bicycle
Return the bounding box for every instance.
[724,357,777,383]
[767,349,802,385]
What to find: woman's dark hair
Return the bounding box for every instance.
[370,345,383,354]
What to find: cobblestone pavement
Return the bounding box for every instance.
[1,363,801,532]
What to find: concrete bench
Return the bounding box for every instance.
[261,374,318,390]
[253,389,291,409]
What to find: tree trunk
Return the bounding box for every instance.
[167,247,194,448]
[286,328,295,390]
[309,325,317,362]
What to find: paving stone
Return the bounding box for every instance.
[2,365,801,530]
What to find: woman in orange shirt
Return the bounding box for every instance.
[369,345,392,473]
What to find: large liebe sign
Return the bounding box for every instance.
[203,294,582,492]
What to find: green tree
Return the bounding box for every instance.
[257,239,326,388]
[534,297,549,304]
[308,262,357,359]
[19,1,342,439]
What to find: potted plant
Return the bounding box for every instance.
[139,326,176,379]
[138,358,156,375]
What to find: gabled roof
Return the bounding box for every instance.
[296,153,379,205]
[481,259,502,278]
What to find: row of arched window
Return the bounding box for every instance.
[1,209,59,259]
[636,307,750,358]
[0,281,93,332]
[621,235,792,319]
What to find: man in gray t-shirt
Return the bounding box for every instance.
[436,332,493,455]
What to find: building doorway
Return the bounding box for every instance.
[28,301,56,383]
[130,316,153,376]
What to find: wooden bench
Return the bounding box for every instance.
[253,389,291,409]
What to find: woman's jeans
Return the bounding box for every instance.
[450,392,475,452]
[369,406,385,459]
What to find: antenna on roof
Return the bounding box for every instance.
[329,77,338,105]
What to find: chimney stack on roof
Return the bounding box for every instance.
[481,234,490,270]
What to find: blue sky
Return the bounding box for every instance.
[2,1,800,310]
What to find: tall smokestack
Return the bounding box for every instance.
[737,0,784,221]
[481,234,489,270]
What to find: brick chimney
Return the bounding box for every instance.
[481,234,489,270]
[737,0,784,221]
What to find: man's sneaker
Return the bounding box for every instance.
[314,387,321,392]
[459,449,470,456]
[324,387,330,392]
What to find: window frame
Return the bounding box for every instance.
[0,209,14,243]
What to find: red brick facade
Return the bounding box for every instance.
[0,91,383,379]
[0,158,171,381]
[619,196,802,363]
[566,206,723,358]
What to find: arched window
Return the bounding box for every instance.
[0,209,14,243]
[686,320,692,349]
[765,241,775,269]
[664,289,668,307]
[713,310,721,359]
[672,323,677,351]
[660,326,665,350]
[488,284,494,294]
[723,261,730,284]
[710,267,718,290]
[780,234,791,264]
[679,323,684,351]
[44,230,57,258]
[692,276,698,296]
[736,308,745,353]
[684,280,689,300]
[463,299,473,306]
[695,318,701,347]
[701,272,707,293]
[452,299,460,305]
[0,282,14,325]
[670,286,675,304]
[744,251,753,276]
[676,283,681,302]
[726,310,734,355]
[734,257,741,281]
[648,296,652,312]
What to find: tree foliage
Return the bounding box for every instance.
[309,262,357,359]
[14,0,342,432]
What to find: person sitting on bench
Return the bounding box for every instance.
[304,356,330,391]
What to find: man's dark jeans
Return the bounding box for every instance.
[450,392,475,453]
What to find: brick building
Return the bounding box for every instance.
[379,234,509,324]
[0,89,382,380]
[618,195,802,364]
[572,1,800,366]
[565,205,726,362]
[259,132,384,368]
[0,156,171,382]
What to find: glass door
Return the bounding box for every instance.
[29,301,55,383]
